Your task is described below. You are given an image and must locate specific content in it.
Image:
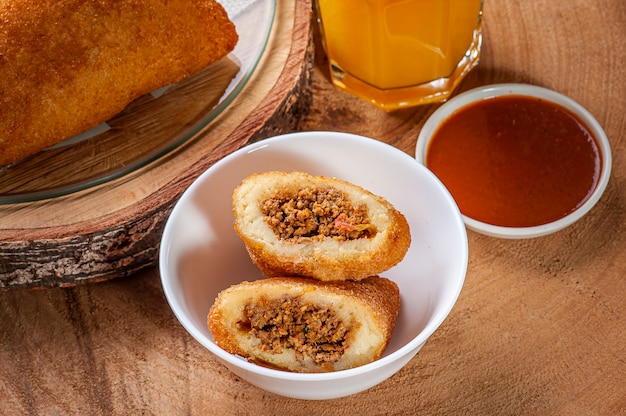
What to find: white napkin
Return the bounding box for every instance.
[221,0,258,18]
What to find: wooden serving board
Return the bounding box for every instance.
[0,0,314,289]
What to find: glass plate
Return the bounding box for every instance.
[0,0,276,204]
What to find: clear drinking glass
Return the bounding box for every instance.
[315,0,483,110]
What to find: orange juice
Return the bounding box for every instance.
[315,0,483,110]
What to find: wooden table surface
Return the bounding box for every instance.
[2,0,625,414]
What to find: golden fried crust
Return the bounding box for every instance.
[232,171,411,281]
[0,0,238,166]
[207,276,400,372]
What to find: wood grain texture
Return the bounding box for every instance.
[1,0,625,414]
[0,0,314,289]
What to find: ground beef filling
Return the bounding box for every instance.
[240,296,352,365]
[261,186,376,241]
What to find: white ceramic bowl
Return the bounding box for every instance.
[416,83,612,239]
[159,131,468,400]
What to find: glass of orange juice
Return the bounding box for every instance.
[314,0,483,110]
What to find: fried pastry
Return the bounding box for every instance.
[232,171,411,281]
[0,0,238,166]
[207,276,400,373]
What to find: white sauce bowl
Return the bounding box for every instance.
[416,83,612,239]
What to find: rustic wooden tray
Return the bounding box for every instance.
[0,0,314,289]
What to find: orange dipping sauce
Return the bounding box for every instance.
[425,95,602,227]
